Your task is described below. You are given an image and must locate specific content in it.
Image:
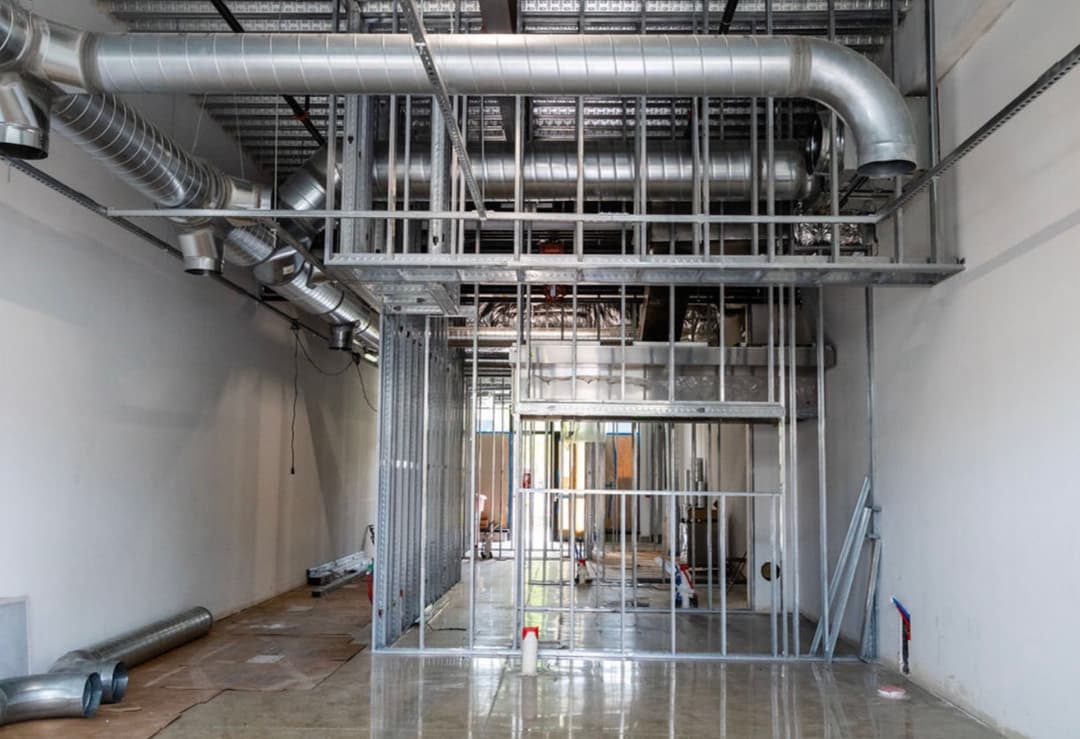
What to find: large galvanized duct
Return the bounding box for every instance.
[0,672,102,726]
[43,91,378,349]
[373,140,817,201]
[0,2,917,175]
[51,93,226,211]
[73,607,213,669]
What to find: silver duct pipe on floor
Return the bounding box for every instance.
[0,2,917,175]
[49,654,126,705]
[47,607,213,706]
[0,606,214,726]
[75,607,213,669]
[0,672,102,726]
[43,91,378,349]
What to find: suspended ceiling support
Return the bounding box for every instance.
[516,399,785,421]
[323,253,961,287]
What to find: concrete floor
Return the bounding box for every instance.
[158,655,1001,738]
[0,573,1001,737]
[396,558,848,658]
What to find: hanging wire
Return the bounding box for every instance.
[355,361,379,414]
[291,326,300,475]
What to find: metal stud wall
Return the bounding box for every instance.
[373,315,466,648]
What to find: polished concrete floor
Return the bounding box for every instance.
[157,654,1001,738]
[0,574,1001,737]
[395,558,849,658]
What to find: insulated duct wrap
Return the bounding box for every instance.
[0,3,918,175]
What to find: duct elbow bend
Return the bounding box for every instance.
[0,671,103,726]
[802,38,917,177]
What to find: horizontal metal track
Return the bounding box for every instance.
[516,399,786,421]
[321,254,962,287]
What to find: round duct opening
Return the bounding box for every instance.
[329,324,356,351]
[108,663,129,703]
[0,74,50,160]
[81,673,103,718]
[857,159,917,178]
[178,227,224,276]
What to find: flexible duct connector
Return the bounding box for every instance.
[0,4,916,176]
[0,672,102,726]
[224,224,278,267]
[51,93,224,211]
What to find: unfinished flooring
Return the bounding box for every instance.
[0,575,1001,737]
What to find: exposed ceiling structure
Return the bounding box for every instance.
[0,0,933,353]
[100,1,912,182]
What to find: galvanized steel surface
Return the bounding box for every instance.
[0,672,102,726]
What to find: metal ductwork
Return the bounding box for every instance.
[75,606,213,669]
[0,606,218,728]
[0,71,48,159]
[178,226,224,275]
[50,92,265,218]
[373,140,818,202]
[39,90,378,349]
[0,672,102,726]
[0,2,917,176]
[48,653,127,705]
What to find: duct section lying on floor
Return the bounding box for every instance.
[0,606,212,726]
[0,672,102,727]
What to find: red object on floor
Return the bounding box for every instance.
[366,572,374,604]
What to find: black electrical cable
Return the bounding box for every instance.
[207,0,326,147]
[718,0,739,33]
[355,359,379,414]
[296,333,355,376]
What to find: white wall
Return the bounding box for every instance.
[0,0,379,675]
[823,2,1080,736]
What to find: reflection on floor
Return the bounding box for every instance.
[395,558,846,658]
[0,583,371,739]
[0,570,1001,737]
[160,656,1001,738]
